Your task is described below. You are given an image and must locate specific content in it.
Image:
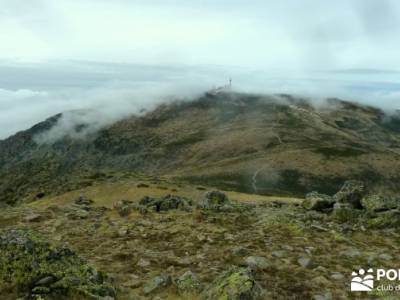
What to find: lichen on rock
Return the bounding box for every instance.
[0,229,115,299]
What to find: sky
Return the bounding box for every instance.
[0,0,400,139]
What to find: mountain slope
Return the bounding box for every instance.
[1,92,400,205]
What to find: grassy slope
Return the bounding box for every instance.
[1,178,399,299]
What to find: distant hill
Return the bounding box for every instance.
[1,91,400,205]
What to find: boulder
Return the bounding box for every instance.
[0,229,115,298]
[361,195,399,212]
[245,256,270,271]
[333,180,365,208]
[331,202,362,223]
[200,191,237,212]
[175,270,202,294]
[201,266,264,300]
[302,192,335,211]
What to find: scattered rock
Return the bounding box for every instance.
[175,270,202,294]
[0,229,115,298]
[138,195,192,212]
[302,192,335,211]
[75,195,94,205]
[143,273,172,295]
[297,257,317,269]
[201,266,264,300]
[245,256,270,271]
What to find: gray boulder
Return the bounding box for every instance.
[333,180,365,208]
[302,192,335,211]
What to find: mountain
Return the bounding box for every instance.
[1,91,400,205]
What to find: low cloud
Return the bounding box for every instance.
[0,61,399,142]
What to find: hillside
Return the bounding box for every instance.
[2,91,400,299]
[1,92,400,205]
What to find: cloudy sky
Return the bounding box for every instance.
[0,0,400,139]
[1,0,400,69]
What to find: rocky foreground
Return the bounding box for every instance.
[0,179,400,299]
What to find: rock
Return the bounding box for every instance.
[339,248,361,258]
[330,272,344,280]
[35,275,57,286]
[361,195,399,212]
[201,266,264,300]
[333,180,365,208]
[297,257,317,269]
[271,250,287,258]
[138,195,192,212]
[24,213,42,222]
[379,253,393,261]
[302,192,335,211]
[313,292,332,300]
[231,246,249,256]
[66,208,90,220]
[75,195,94,205]
[137,258,151,268]
[199,190,247,212]
[175,270,202,294]
[114,199,134,217]
[122,274,142,289]
[0,229,115,298]
[118,226,129,237]
[245,256,270,271]
[331,202,362,223]
[203,190,228,204]
[143,274,172,295]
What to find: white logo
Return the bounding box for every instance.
[351,268,374,291]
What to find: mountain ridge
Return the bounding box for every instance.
[1,91,400,205]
